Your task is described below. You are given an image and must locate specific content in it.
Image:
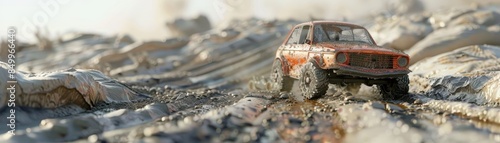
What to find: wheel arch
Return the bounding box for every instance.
[309,56,325,69]
[275,57,291,75]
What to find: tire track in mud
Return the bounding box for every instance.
[122,85,500,143]
[104,91,346,143]
[251,83,500,143]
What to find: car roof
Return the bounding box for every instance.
[284,21,377,45]
[296,21,366,29]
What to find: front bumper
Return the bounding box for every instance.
[330,65,410,79]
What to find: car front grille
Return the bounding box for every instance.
[348,53,394,69]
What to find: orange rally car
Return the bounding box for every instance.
[271,21,410,100]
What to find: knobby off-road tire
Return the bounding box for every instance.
[299,62,329,100]
[378,75,409,100]
[271,60,294,92]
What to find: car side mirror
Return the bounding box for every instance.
[305,39,312,45]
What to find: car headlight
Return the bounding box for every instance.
[397,57,408,67]
[336,53,347,64]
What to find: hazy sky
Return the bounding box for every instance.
[0,0,183,42]
[0,0,493,43]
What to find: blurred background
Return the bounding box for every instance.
[1,0,496,43]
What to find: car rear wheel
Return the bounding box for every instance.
[299,62,328,100]
[378,75,409,100]
[271,60,293,92]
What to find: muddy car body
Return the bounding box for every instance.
[271,21,410,99]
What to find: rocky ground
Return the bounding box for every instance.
[2,3,500,143]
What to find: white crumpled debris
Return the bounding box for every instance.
[0,61,147,109]
[410,45,500,104]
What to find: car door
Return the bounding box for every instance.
[282,26,301,77]
[289,25,312,78]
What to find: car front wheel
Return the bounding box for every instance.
[299,62,328,100]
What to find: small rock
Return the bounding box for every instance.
[114,34,134,48]
[345,92,353,97]
[161,116,170,122]
[368,101,386,110]
[386,103,404,113]
[344,96,355,101]
[88,134,100,143]
[414,99,422,104]
[279,93,289,99]
[211,97,218,101]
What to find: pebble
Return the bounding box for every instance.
[414,99,422,104]
[386,103,404,113]
[366,101,386,110]
[344,96,355,101]
[279,93,289,99]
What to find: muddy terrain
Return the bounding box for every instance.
[2,3,500,143]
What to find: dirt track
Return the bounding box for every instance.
[72,85,500,143]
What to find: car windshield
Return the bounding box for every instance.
[313,24,374,45]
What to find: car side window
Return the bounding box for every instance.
[313,25,328,43]
[298,25,310,44]
[286,27,301,45]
